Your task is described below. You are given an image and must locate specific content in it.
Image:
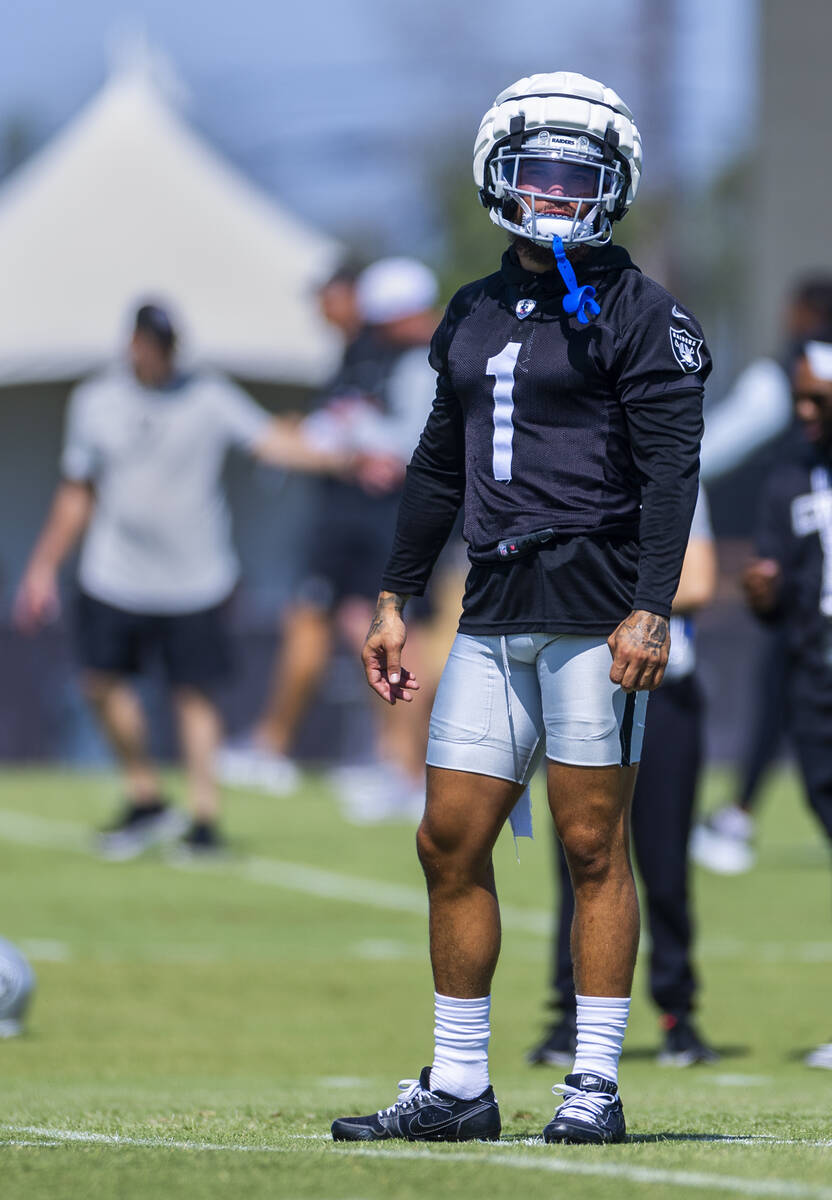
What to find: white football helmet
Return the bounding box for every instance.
[473,72,642,248]
[0,938,35,1037]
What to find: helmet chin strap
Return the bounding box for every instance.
[551,234,601,326]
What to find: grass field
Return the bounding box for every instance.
[0,764,830,1199]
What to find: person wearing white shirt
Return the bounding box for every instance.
[15,303,352,859]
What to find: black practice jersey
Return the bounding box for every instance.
[382,244,710,635]
[755,440,832,730]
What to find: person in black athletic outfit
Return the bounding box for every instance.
[743,332,832,1071]
[333,71,710,1146]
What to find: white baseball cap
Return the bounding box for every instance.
[356,257,439,325]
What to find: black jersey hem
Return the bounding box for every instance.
[457,618,622,637]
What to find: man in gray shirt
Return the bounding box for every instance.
[15,303,350,858]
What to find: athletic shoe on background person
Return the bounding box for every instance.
[526,1012,577,1066]
[690,805,755,874]
[543,1073,626,1145]
[331,1066,500,1142]
[216,741,301,796]
[657,1015,720,1066]
[174,821,229,860]
[805,1042,832,1069]
[96,802,189,861]
[331,763,425,824]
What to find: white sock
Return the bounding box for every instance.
[572,994,630,1087]
[429,993,491,1099]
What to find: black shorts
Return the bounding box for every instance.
[294,480,402,610]
[76,590,233,690]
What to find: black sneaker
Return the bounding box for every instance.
[177,821,228,858]
[526,1012,577,1066]
[658,1015,720,1066]
[543,1072,626,1145]
[331,1066,501,1142]
[97,801,188,861]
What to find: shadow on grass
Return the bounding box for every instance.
[498,1132,777,1145]
[621,1044,751,1061]
[628,1132,766,1144]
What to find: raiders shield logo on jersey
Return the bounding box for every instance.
[669,325,703,373]
[515,298,537,319]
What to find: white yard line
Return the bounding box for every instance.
[0,808,830,956]
[2,1125,831,1196]
[2,1125,283,1153]
[0,808,547,934]
[340,1146,832,1198]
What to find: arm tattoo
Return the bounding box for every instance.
[641,613,668,652]
[622,611,668,656]
[367,592,409,639]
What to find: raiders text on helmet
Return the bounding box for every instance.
[473,72,643,248]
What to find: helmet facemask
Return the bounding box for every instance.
[486,129,627,248]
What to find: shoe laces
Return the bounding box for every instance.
[378,1079,435,1118]
[552,1082,617,1123]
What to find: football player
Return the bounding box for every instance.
[333,72,710,1145]
[743,332,832,1070]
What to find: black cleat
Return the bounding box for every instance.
[543,1072,626,1145]
[331,1067,501,1142]
[175,821,229,859]
[658,1015,720,1066]
[526,1012,577,1067]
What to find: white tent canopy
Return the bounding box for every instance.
[0,64,342,385]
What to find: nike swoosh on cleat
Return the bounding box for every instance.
[408,1103,489,1135]
[671,305,690,320]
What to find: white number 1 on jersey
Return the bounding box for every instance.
[486,342,521,482]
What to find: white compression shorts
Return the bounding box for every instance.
[426,633,648,835]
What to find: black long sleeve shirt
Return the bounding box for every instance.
[382,244,709,635]
[753,440,832,731]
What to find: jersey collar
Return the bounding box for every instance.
[500,242,636,296]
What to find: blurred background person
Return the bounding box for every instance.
[0,938,35,1038]
[693,277,832,874]
[742,331,832,1070]
[528,489,719,1068]
[218,257,444,820]
[14,302,356,859]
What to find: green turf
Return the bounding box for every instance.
[0,764,830,1199]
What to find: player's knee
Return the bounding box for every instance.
[416,818,452,883]
[561,824,615,886]
[416,817,485,891]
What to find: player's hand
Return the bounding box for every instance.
[607,609,669,692]
[361,591,420,705]
[742,558,781,614]
[354,453,407,496]
[13,563,60,634]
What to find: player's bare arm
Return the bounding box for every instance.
[254,417,357,478]
[361,590,420,705]
[608,609,669,692]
